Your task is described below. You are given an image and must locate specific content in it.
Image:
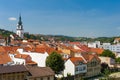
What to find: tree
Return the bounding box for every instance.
[103,69,111,79]
[101,63,109,73]
[46,52,64,74]
[115,57,120,64]
[100,50,115,59]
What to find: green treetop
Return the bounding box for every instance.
[46,52,65,74]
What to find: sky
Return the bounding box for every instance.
[0,0,120,37]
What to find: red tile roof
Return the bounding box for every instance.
[70,57,86,65]
[0,53,12,64]
[76,45,90,52]
[70,48,82,53]
[26,61,37,65]
[69,42,81,45]
[90,48,104,55]
[1,46,19,52]
[0,47,6,53]
[81,53,101,63]
[15,54,30,59]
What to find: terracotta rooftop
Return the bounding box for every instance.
[0,53,12,64]
[77,45,90,52]
[2,46,19,52]
[70,57,86,65]
[70,48,82,53]
[26,61,37,65]
[0,46,6,53]
[81,53,101,62]
[90,48,104,55]
[15,54,30,59]
[69,42,81,45]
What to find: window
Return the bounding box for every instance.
[79,67,82,71]
[41,78,43,80]
[75,67,78,72]
[83,66,86,70]
[48,77,50,80]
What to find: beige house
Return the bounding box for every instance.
[99,56,115,68]
[57,44,71,55]
[74,53,101,78]
[85,55,101,78]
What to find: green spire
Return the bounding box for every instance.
[18,14,22,25]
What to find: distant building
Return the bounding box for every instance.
[0,35,6,46]
[88,41,101,48]
[114,38,120,44]
[16,14,24,39]
[101,43,120,53]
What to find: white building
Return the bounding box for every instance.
[101,44,120,53]
[88,41,101,48]
[64,57,87,79]
[17,48,49,67]
[9,54,25,65]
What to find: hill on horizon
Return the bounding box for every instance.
[0,28,117,43]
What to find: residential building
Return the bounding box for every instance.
[82,54,101,78]
[17,48,49,67]
[88,41,101,48]
[0,65,55,80]
[99,56,115,68]
[0,35,6,46]
[101,43,120,53]
[9,53,37,66]
[113,38,120,44]
[57,44,71,55]
[90,48,104,55]
[0,65,28,80]
[69,42,90,53]
[74,53,101,78]
[26,66,55,80]
[64,57,87,80]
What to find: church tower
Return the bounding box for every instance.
[16,14,24,39]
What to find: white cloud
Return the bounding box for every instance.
[8,17,17,21]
